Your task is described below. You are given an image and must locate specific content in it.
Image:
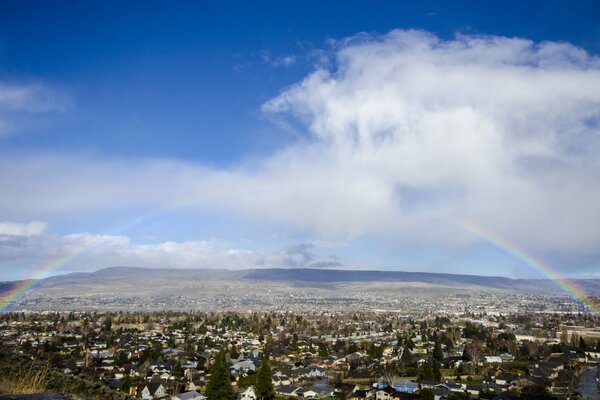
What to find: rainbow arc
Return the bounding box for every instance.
[449,216,600,316]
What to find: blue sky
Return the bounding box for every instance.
[1,1,599,280]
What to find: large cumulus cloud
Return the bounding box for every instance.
[263,30,600,253]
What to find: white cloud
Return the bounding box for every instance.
[1,30,600,275]
[262,30,600,253]
[0,83,68,112]
[0,82,69,137]
[261,50,298,68]
[0,221,47,236]
[0,225,339,277]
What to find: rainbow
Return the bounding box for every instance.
[2,210,598,315]
[0,234,112,312]
[449,216,600,315]
[0,208,178,312]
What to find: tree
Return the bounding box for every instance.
[420,388,434,400]
[318,343,329,358]
[173,359,183,378]
[205,350,236,400]
[448,392,470,400]
[432,360,442,381]
[102,317,113,332]
[255,356,275,400]
[116,350,128,366]
[433,339,444,363]
[463,342,483,364]
[290,333,299,351]
[400,346,413,366]
[522,384,550,395]
[418,362,434,382]
[497,332,516,341]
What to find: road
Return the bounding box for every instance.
[578,367,599,400]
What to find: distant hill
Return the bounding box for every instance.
[0,279,33,299]
[30,266,600,294]
[3,266,599,311]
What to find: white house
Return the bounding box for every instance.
[272,374,291,386]
[231,359,256,374]
[484,356,503,364]
[171,391,206,400]
[241,386,256,400]
[141,382,167,399]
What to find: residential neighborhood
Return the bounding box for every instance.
[1,308,599,399]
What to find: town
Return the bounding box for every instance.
[1,307,599,400]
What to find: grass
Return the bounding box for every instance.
[0,351,132,399]
[0,361,52,394]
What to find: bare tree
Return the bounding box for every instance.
[463,341,483,364]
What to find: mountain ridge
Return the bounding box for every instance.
[8,266,600,293]
[3,267,600,307]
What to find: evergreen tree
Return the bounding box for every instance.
[318,343,329,358]
[433,339,444,363]
[444,335,454,350]
[255,356,275,400]
[291,333,299,351]
[455,367,462,381]
[173,359,183,378]
[205,350,236,400]
[400,346,413,365]
[432,360,442,381]
[418,362,434,382]
[396,335,404,347]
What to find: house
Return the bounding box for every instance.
[186,379,205,391]
[528,365,558,380]
[333,382,359,399]
[393,380,418,393]
[347,389,373,399]
[171,391,206,400]
[373,378,392,389]
[241,386,257,400]
[231,359,256,375]
[484,356,503,364]
[303,388,326,398]
[430,388,451,400]
[494,373,519,385]
[436,381,465,392]
[481,381,504,393]
[305,366,327,379]
[276,385,304,397]
[150,363,172,375]
[272,374,292,386]
[140,382,167,399]
[305,380,334,399]
[418,381,442,390]
[376,387,398,400]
